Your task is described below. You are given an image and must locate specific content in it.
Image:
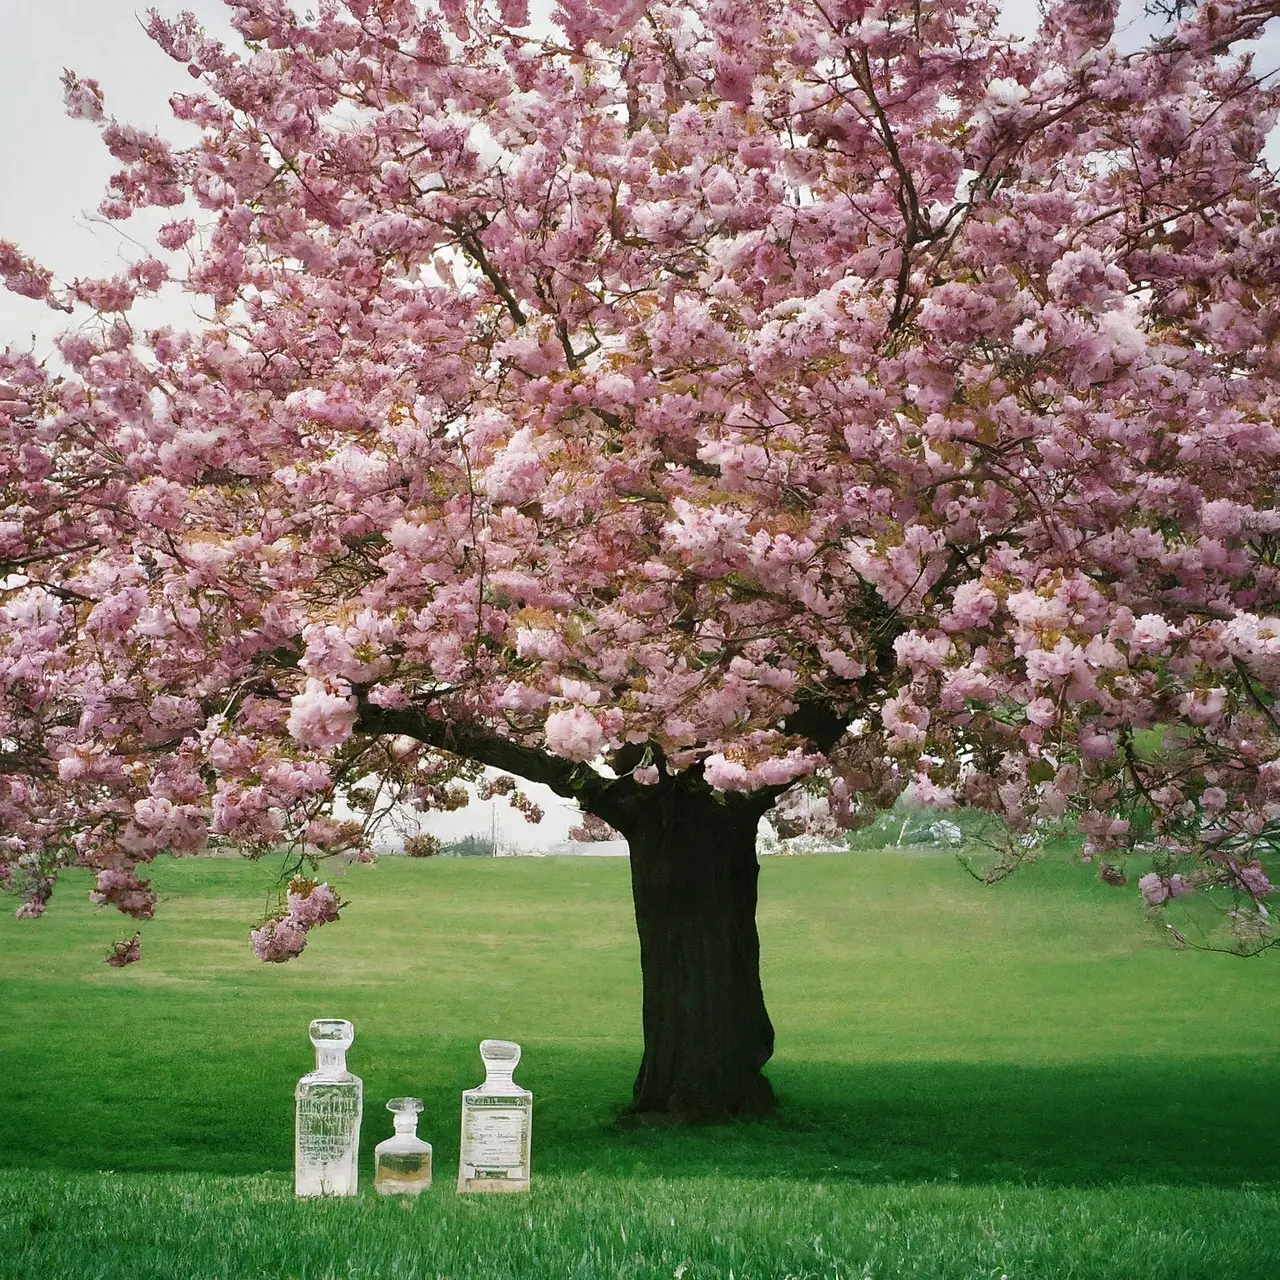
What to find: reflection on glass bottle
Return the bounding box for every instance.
[295,1018,363,1197]
[374,1097,433,1195]
[458,1039,532,1193]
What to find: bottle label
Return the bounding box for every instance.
[298,1090,360,1164]
[461,1097,529,1174]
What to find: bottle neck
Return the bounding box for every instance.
[482,1061,516,1091]
[315,1045,348,1075]
[393,1115,418,1136]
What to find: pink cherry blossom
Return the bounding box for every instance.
[1139,873,1170,907]
[61,69,104,122]
[881,693,930,751]
[251,917,308,963]
[1235,862,1275,898]
[156,219,196,250]
[1129,615,1172,656]
[1025,698,1059,728]
[105,933,141,967]
[544,707,605,763]
[287,680,358,750]
[1181,688,1227,727]
[1200,787,1228,813]
[940,582,998,632]
[702,754,752,791]
[286,881,341,928]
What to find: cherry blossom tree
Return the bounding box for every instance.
[4,0,1280,1117]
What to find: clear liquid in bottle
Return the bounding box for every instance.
[375,1097,432,1195]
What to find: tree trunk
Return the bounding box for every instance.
[351,700,786,1121]
[610,778,776,1120]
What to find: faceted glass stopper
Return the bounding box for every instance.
[387,1097,423,1128]
[479,1039,521,1090]
[310,1018,354,1050]
[480,1039,520,1066]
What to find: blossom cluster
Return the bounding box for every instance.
[250,880,342,963]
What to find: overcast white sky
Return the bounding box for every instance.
[1,0,1274,847]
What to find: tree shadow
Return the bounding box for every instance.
[6,1032,1277,1189]
[537,1050,1280,1188]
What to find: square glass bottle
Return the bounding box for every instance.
[457,1039,532,1193]
[295,1018,363,1196]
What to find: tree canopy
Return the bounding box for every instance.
[4,0,1280,970]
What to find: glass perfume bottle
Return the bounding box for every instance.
[457,1039,532,1193]
[374,1097,433,1195]
[295,1018,363,1197]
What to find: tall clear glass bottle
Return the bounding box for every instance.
[374,1097,433,1195]
[457,1039,532,1193]
[295,1018,363,1197]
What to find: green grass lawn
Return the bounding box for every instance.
[2,847,1278,1278]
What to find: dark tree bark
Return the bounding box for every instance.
[603,774,777,1119]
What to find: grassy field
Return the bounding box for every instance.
[2,847,1279,1278]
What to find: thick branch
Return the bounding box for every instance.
[1232,655,1280,736]
[782,695,850,754]
[450,222,528,329]
[356,696,847,831]
[353,695,623,811]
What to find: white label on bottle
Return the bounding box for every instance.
[462,1105,526,1171]
[298,1092,360,1163]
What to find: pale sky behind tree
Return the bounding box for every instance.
[1,0,1276,849]
[11,0,1277,354]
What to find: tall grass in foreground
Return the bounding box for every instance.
[2,849,1278,1276]
[3,1172,1278,1280]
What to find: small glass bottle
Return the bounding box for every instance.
[295,1018,363,1197]
[374,1097,433,1195]
[457,1039,532,1193]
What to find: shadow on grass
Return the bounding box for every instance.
[582,1054,1280,1188]
[5,1034,1276,1189]
[540,1050,1280,1188]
